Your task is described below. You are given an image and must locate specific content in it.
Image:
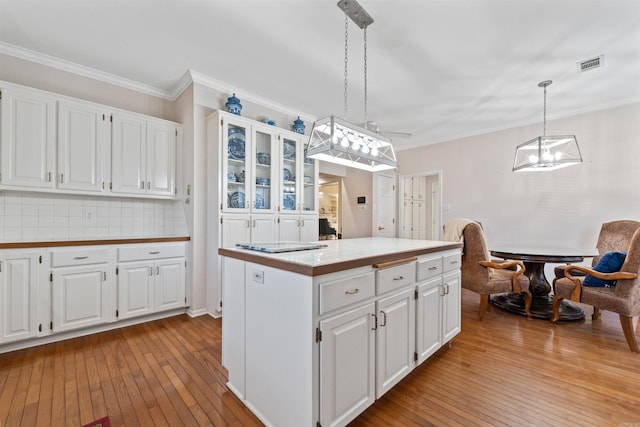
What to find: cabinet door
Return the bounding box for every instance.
[252,127,277,213]
[299,217,318,242]
[222,118,250,212]
[0,251,39,343]
[300,138,318,213]
[442,270,461,343]
[221,215,251,248]
[250,216,276,243]
[375,287,415,398]
[416,277,443,364]
[280,136,298,213]
[52,265,110,333]
[278,217,300,241]
[118,261,154,319]
[0,87,56,188]
[111,113,147,195]
[320,302,375,427]
[154,258,186,312]
[57,100,108,192]
[146,121,176,196]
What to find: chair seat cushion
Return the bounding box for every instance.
[583,251,627,287]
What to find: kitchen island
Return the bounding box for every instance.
[219,237,463,427]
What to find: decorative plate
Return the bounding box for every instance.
[283,194,296,210]
[283,168,293,182]
[228,191,245,209]
[228,137,245,160]
[255,193,265,209]
[283,140,296,160]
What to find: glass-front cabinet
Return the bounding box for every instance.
[221,117,277,213]
[280,134,318,215]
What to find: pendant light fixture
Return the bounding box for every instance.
[512,80,582,172]
[307,0,397,172]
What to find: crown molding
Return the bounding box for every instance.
[186,69,316,123]
[0,41,174,100]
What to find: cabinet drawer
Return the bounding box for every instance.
[50,248,109,267]
[319,272,375,314]
[416,257,443,282]
[376,262,416,295]
[443,253,461,272]
[118,244,185,262]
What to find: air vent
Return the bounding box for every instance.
[577,55,604,73]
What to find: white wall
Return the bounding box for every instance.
[396,103,640,252]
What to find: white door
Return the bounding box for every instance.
[278,217,300,241]
[0,251,39,343]
[300,217,319,242]
[52,265,109,333]
[57,100,107,192]
[416,277,443,363]
[154,259,185,312]
[221,215,251,247]
[442,271,461,343]
[375,287,415,398]
[146,121,176,196]
[0,87,56,188]
[118,262,154,319]
[320,303,375,427]
[373,173,396,237]
[111,113,146,195]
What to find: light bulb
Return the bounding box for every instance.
[371,147,379,156]
[554,152,562,160]
[529,155,539,163]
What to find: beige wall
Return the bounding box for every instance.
[396,102,640,252]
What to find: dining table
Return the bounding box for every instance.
[490,246,596,321]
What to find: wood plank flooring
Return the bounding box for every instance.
[2,289,640,426]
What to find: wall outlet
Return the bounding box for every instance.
[252,269,264,284]
[83,208,96,224]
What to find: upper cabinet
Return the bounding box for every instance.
[0,86,56,189]
[280,134,317,215]
[0,81,180,199]
[58,99,110,193]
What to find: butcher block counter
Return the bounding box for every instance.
[219,237,463,427]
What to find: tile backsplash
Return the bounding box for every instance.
[0,191,188,242]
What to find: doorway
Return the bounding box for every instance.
[319,175,342,239]
[399,172,441,240]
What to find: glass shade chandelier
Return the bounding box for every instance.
[512,80,582,172]
[307,0,397,172]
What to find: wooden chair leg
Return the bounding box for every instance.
[551,295,563,324]
[479,294,489,320]
[592,307,601,320]
[619,315,640,353]
[523,292,532,319]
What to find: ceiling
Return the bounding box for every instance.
[1,0,639,151]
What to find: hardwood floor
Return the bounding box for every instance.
[2,289,640,426]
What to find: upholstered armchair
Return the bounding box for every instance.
[552,228,640,352]
[461,222,532,320]
[553,220,640,288]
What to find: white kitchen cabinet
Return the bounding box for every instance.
[0,250,40,343]
[375,286,415,398]
[278,216,318,242]
[0,85,56,189]
[116,243,186,319]
[320,302,376,427]
[111,113,177,197]
[415,252,462,364]
[57,99,110,192]
[221,214,277,247]
[279,134,318,215]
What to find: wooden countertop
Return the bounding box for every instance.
[0,236,190,249]
[219,237,463,276]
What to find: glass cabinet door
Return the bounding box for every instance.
[253,128,276,213]
[281,137,298,213]
[301,139,317,213]
[223,120,249,211]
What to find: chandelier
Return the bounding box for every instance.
[512,80,582,172]
[307,0,397,172]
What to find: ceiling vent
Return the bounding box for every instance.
[577,55,604,73]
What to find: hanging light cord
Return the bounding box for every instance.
[542,83,547,137]
[363,25,368,125]
[343,4,349,120]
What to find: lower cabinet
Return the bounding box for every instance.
[278,216,318,242]
[0,250,40,344]
[117,244,186,320]
[52,264,111,333]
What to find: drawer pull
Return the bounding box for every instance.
[380,310,387,327]
[371,313,378,330]
[449,260,459,265]
[149,251,161,255]
[428,266,438,271]
[393,276,404,281]
[73,256,89,260]
[345,288,360,295]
